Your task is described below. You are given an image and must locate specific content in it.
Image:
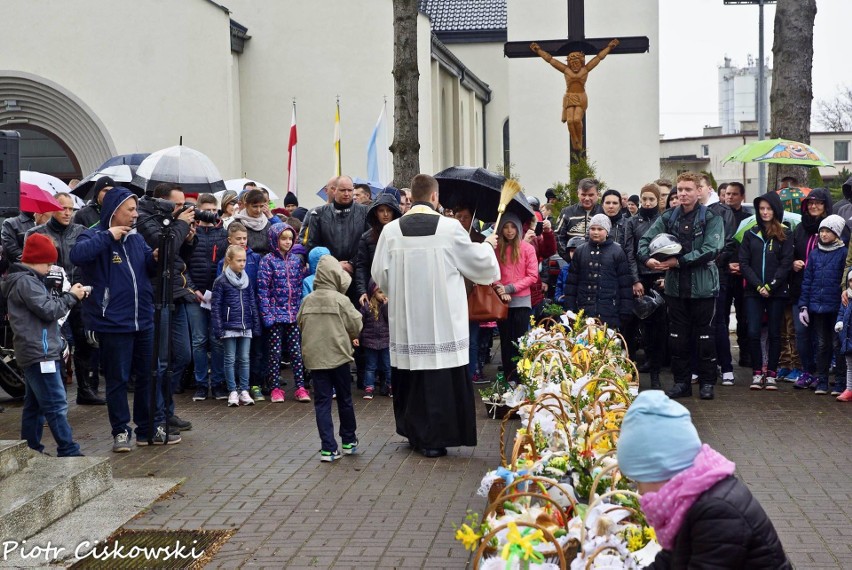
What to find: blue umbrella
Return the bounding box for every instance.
[100,153,151,169]
[74,153,150,199]
[315,177,384,201]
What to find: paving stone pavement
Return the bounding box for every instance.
[1,349,851,568]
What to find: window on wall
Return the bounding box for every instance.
[701,144,710,158]
[835,140,850,163]
[502,118,510,175]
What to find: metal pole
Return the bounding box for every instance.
[757,0,766,193]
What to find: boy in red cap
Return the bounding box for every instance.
[0,233,88,456]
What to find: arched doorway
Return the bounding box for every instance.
[0,71,115,178]
[5,125,82,181]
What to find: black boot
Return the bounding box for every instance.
[665,382,692,399]
[650,372,662,389]
[76,373,106,405]
[699,384,715,400]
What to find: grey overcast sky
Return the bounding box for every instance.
[659,0,849,139]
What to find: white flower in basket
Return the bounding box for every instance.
[481,558,561,570]
[571,374,593,397]
[505,385,528,408]
[569,536,638,570]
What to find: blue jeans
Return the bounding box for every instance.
[793,307,817,373]
[157,303,191,417]
[21,361,80,456]
[468,320,480,377]
[222,336,251,392]
[744,296,785,373]
[186,303,225,387]
[100,329,162,439]
[364,347,391,390]
[312,363,357,453]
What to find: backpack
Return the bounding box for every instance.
[665,204,707,238]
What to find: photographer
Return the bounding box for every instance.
[26,192,105,406]
[136,183,196,433]
[185,194,229,401]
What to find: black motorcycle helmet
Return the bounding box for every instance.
[633,289,665,319]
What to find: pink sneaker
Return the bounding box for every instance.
[294,386,311,402]
[270,388,285,403]
[837,389,852,402]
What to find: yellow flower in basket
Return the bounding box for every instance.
[455,524,482,552]
[501,522,545,563]
[571,345,591,368]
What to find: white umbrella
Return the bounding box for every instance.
[20,171,85,209]
[131,145,226,195]
[224,178,279,200]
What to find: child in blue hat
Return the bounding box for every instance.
[617,391,790,569]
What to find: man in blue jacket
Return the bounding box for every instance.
[70,187,180,452]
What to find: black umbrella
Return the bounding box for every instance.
[434,166,534,223]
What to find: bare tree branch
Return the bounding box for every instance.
[814,85,852,132]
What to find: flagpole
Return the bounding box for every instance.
[382,95,390,186]
[288,98,298,197]
[335,96,342,176]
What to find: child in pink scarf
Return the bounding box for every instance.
[617,391,790,569]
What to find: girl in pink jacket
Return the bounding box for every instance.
[492,212,539,382]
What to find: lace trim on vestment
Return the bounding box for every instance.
[390,338,469,356]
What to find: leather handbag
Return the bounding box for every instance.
[468,284,509,321]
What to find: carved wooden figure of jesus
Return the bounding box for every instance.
[530,38,619,152]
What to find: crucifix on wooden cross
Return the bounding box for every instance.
[504,0,650,157]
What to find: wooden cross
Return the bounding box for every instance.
[504,0,650,160]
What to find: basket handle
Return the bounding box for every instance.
[472,521,567,570]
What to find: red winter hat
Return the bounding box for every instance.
[21,233,58,264]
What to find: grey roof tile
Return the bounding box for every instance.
[419,0,507,32]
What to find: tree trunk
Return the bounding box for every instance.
[390,0,420,188]
[769,0,817,188]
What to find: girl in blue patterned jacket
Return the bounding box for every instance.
[257,223,308,403]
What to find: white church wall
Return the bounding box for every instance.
[228,0,431,207]
[226,1,437,207]
[444,42,509,173]
[1,0,238,178]
[507,0,659,199]
[227,0,393,206]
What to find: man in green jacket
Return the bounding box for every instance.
[638,172,725,400]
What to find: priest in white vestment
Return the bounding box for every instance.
[372,174,500,458]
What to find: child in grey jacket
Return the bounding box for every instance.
[0,233,87,456]
[297,256,363,462]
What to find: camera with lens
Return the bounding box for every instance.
[151,197,179,217]
[194,210,220,224]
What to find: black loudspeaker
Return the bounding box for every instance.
[0,130,21,218]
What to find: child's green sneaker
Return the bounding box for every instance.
[250,386,264,401]
[320,449,342,462]
[342,439,359,455]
